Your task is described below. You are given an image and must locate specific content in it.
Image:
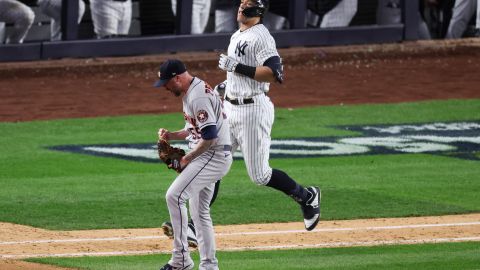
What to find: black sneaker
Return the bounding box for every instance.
[161,221,198,248]
[159,262,194,270]
[301,186,321,231]
[161,221,174,239]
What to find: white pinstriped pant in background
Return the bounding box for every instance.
[89,0,132,38]
[171,0,211,34]
[37,0,85,41]
[446,0,478,38]
[0,0,34,43]
[321,0,358,28]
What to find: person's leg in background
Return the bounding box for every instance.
[446,0,476,38]
[1,0,34,44]
[191,0,211,34]
[215,0,238,33]
[116,0,132,36]
[476,0,480,35]
[320,0,357,28]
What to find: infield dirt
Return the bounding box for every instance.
[1,214,480,270]
[1,39,480,122]
[1,39,480,269]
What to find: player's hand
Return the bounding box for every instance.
[218,54,239,72]
[168,156,189,171]
[158,128,170,141]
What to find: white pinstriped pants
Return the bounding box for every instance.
[225,94,275,185]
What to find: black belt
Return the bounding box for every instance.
[225,96,254,105]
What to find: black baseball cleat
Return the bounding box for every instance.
[186,222,198,248]
[159,263,194,270]
[161,221,198,248]
[161,221,174,239]
[301,186,321,231]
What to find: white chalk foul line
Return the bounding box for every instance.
[2,236,480,259]
[1,221,479,246]
[216,221,480,237]
[0,235,168,245]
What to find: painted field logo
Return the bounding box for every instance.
[48,121,480,163]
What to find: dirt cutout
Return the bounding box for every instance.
[1,39,480,122]
[1,214,480,269]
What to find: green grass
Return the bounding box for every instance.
[29,241,480,270]
[0,99,479,230]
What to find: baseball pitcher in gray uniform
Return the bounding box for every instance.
[155,59,232,270]
[217,0,321,231]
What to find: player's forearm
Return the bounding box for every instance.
[169,129,189,140]
[253,66,276,83]
[184,138,215,162]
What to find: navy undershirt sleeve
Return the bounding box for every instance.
[201,125,218,140]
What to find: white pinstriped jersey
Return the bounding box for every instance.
[182,77,230,149]
[226,23,279,98]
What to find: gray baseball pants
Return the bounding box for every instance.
[166,147,232,270]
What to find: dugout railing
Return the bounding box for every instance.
[0,0,419,62]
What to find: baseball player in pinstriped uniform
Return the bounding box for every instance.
[217,0,321,231]
[155,59,232,270]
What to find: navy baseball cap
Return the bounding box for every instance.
[153,59,187,87]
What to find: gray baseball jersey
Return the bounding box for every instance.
[224,23,278,185]
[165,77,231,270]
[183,77,230,149]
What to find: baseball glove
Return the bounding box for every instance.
[157,139,186,173]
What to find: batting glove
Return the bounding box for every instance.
[218,54,239,72]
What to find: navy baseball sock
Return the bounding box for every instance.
[267,169,309,204]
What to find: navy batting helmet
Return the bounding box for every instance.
[242,0,268,18]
